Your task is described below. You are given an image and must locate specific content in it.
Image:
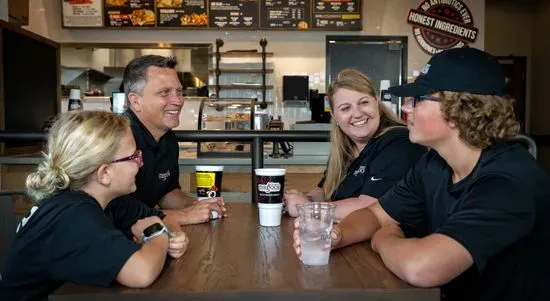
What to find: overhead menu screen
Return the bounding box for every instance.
[209,0,259,29]
[261,0,311,29]
[62,0,363,30]
[312,0,361,30]
[104,0,156,27]
[156,0,208,27]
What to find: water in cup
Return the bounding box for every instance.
[301,229,331,266]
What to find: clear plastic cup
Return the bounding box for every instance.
[296,202,336,266]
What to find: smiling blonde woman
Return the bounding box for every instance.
[284,69,426,222]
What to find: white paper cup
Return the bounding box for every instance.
[258,203,283,227]
[195,165,224,219]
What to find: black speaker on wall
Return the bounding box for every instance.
[283,75,309,101]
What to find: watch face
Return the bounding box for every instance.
[143,223,163,237]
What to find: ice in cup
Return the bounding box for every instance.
[296,202,336,266]
[195,165,223,219]
[255,168,286,227]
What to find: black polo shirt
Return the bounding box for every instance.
[0,190,145,301]
[379,142,550,301]
[318,127,427,201]
[126,110,181,208]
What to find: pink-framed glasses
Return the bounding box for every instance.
[110,149,143,167]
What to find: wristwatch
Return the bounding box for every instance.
[142,222,172,242]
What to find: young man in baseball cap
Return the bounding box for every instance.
[292,47,550,300]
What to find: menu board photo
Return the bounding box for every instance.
[313,0,361,30]
[61,0,362,30]
[62,0,103,27]
[104,0,156,27]
[157,0,208,28]
[261,0,310,30]
[209,0,259,29]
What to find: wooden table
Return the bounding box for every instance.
[50,203,439,301]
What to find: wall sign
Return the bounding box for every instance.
[407,0,479,55]
[62,0,103,27]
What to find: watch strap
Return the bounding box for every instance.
[143,224,172,242]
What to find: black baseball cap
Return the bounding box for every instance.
[388,47,506,97]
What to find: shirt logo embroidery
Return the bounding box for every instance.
[353,166,366,176]
[159,170,171,182]
[370,176,383,182]
[16,206,39,233]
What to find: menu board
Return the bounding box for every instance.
[312,0,361,30]
[62,0,103,27]
[61,0,362,30]
[104,0,156,27]
[157,0,208,27]
[209,0,259,29]
[261,0,310,29]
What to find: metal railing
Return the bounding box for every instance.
[0,130,331,202]
[0,131,538,201]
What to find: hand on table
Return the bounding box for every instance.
[283,189,310,217]
[181,197,226,224]
[168,231,189,259]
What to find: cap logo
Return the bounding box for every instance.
[407,0,479,55]
[421,64,431,75]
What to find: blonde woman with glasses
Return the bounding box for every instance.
[284,69,426,222]
[0,111,189,301]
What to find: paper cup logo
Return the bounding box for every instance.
[255,175,285,204]
[195,167,223,200]
[258,182,281,193]
[407,0,478,55]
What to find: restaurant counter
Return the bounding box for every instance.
[0,145,328,207]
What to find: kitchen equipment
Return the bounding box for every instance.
[197,98,255,157]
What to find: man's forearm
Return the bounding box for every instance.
[334,207,381,249]
[159,189,196,209]
[162,209,195,225]
[373,233,417,280]
[162,215,182,233]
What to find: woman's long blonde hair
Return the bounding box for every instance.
[26,111,130,201]
[323,69,405,199]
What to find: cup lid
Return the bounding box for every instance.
[255,168,286,176]
[195,165,224,171]
[69,89,81,100]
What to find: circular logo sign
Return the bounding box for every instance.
[407,0,479,55]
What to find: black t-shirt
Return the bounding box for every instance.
[379,142,550,301]
[0,190,141,301]
[318,127,427,201]
[126,110,181,208]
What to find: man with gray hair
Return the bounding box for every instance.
[108,55,225,225]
